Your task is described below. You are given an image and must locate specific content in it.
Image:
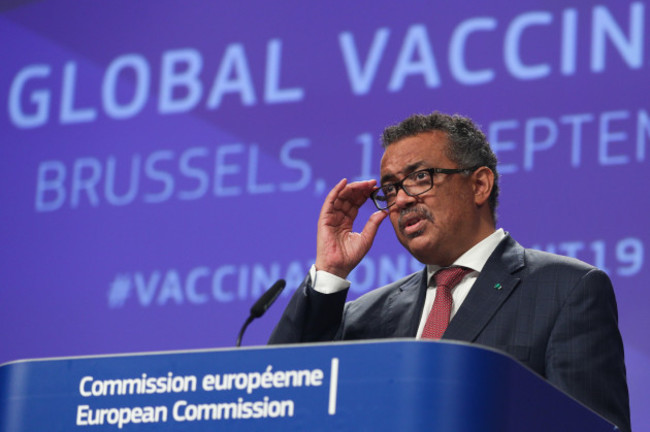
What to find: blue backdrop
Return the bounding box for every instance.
[1,1,648,430]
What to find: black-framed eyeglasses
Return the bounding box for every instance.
[370,166,480,210]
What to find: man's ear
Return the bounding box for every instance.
[472,167,494,207]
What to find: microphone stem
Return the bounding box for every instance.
[236,315,255,347]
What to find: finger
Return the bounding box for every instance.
[321,179,377,225]
[335,181,380,221]
[336,180,377,207]
[338,179,376,197]
[320,178,348,215]
[324,178,348,205]
[360,210,388,243]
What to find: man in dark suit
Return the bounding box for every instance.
[268,112,630,432]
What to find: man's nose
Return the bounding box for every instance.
[393,187,416,209]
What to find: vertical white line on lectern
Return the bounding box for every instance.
[328,357,339,415]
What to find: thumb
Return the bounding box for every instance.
[360,210,388,243]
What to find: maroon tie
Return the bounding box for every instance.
[421,267,472,339]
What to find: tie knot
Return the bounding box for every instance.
[434,267,472,290]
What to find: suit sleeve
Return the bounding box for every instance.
[267,274,348,344]
[545,268,630,432]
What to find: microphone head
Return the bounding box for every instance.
[250,279,286,318]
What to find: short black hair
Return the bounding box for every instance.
[382,111,499,219]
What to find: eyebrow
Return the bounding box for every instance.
[380,161,426,184]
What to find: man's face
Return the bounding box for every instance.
[380,131,480,266]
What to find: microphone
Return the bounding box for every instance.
[236,279,286,347]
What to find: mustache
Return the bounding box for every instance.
[398,206,433,231]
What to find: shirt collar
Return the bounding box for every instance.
[426,228,506,283]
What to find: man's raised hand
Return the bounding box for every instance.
[315,179,388,279]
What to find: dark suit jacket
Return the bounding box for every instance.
[268,235,631,432]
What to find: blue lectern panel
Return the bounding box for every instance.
[0,340,615,431]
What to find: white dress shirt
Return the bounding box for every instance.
[415,228,505,337]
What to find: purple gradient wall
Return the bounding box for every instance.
[1,1,648,429]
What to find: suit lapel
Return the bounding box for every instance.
[443,235,525,342]
[380,269,428,337]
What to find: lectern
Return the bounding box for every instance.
[0,340,616,431]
